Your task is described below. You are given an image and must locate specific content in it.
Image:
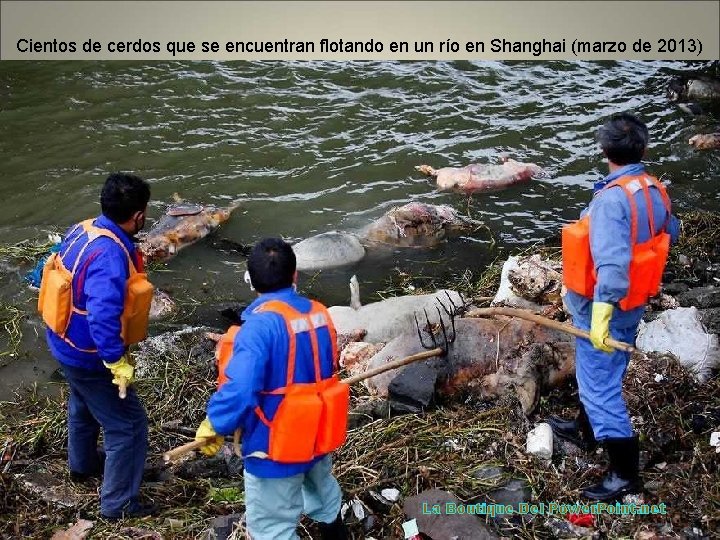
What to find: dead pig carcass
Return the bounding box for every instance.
[362,316,575,414]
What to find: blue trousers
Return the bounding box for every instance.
[572,317,638,441]
[62,363,148,517]
[244,455,342,540]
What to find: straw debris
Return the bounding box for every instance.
[0,211,719,538]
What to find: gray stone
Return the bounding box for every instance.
[545,517,598,539]
[483,479,532,507]
[15,472,84,508]
[403,489,499,540]
[174,453,243,480]
[348,400,391,430]
[204,514,245,540]
[663,282,689,296]
[388,361,438,413]
[472,465,506,482]
[677,286,720,309]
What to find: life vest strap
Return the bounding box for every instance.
[254,405,272,428]
[638,176,656,239]
[61,334,98,354]
[52,218,141,347]
[255,299,331,388]
[252,299,338,425]
[81,220,138,276]
[603,174,671,245]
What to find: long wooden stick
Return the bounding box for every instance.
[163,439,206,462]
[342,347,444,385]
[164,347,448,460]
[118,379,127,399]
[465,306,635,353]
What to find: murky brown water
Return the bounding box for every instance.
[1,60,719,398]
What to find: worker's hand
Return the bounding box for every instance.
[590,302,614,353]
[195,417,224,457]
[103,354,135,387]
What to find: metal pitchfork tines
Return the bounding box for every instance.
[414,292,460,356]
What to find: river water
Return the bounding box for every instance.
[1,60,718,398]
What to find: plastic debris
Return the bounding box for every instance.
[567,513,594,528]
[380,488,400,502]
[637,307,720,382]
[711,431,720,453]
[402,518,421,539]
[526,423,553,459]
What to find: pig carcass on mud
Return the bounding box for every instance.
[330,291,575,415]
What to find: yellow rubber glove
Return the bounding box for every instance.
[103,354,135,387]
[195,417,224,457]
[590,302,614,353]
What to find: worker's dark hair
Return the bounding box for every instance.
[596,113,649,166]
[100,173,151,223]
[247,237,296,293]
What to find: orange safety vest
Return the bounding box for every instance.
[213,299,350,463]
[215,325,241,388]
[37,219,154,349]
[562,174,672,311]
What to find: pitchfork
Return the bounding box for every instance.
[163,294,461,461]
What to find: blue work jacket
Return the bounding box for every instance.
[565,163,680,328]
[47,215,140,370]
[206,287,337,478]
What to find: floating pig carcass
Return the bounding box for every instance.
[138,200,239,264]
[689,132,720,150]
[360,202,481,248]
[293,202,482,271]
[415,157,545,194]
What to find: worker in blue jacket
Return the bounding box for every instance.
[195,238,347,540]
[45,173,156,519]
[551,113,680,501]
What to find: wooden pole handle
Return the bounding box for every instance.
[163,439,207,462]
[118,379,127,399]
[163,428,243,462]
[464,307,636,353]
[342,347,444,385]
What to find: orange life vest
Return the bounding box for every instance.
[37,219,154,348]
[562,174,672,311]
[215,325,241,388]
[214,299,349,463]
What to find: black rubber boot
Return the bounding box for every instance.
[102,501,159,521]
[317,512,348,540]
[548,405,597,451]
[581,436,640,501]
